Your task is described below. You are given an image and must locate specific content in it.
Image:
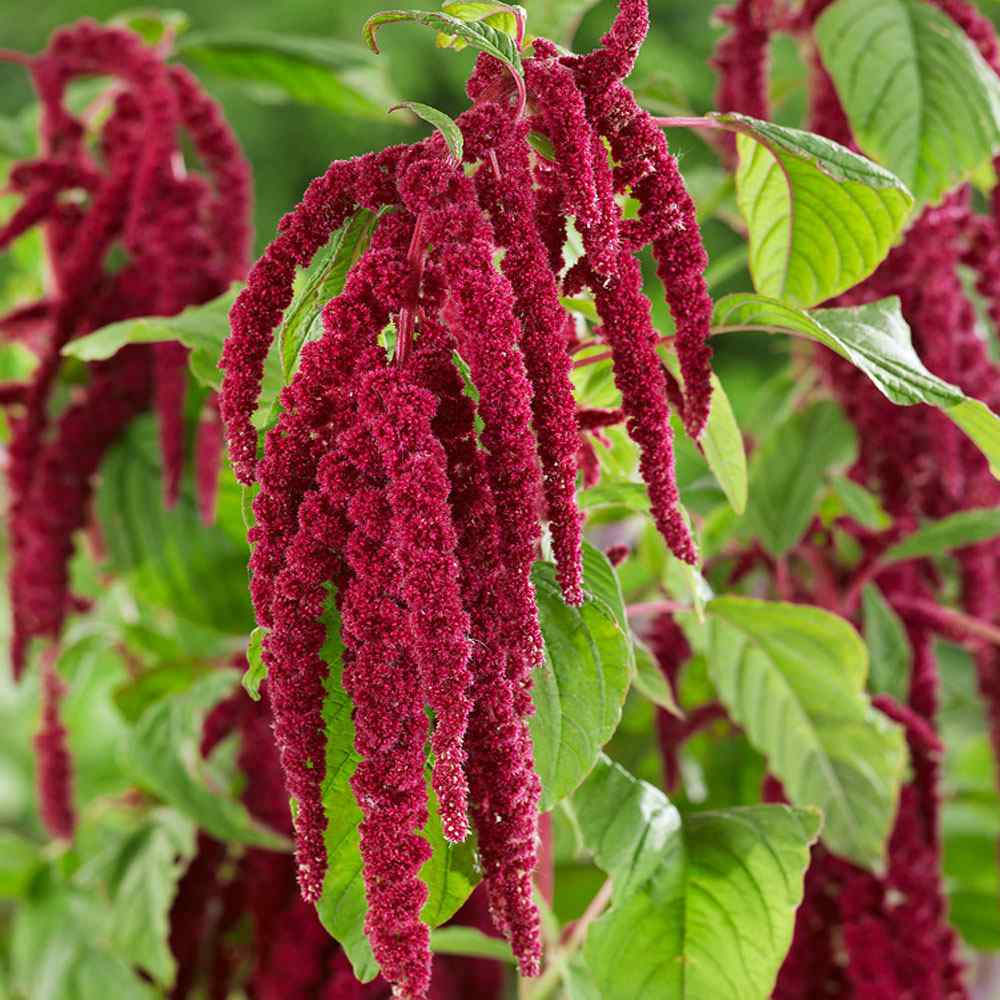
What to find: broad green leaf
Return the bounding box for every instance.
[315,597,479,982]
[110,8,189,45]
[0,112,34,159]
[578,480,650,513]
[123,671,289,850]
[882,507,1000,563]
[700,373,747,514]
[243,627,267,701]
[430,926,516,963]
[527,0,601,45]
[65,285,238,376]
[438,2,524,49]
[390,101,463,162]
[364,9,523,80]
[862,584,911,702]
[576,756,821,1000]
[707,597,908,869]
[75,809,196,987]
[718,112,913,307]
[0,341,38,381]
[530,556,634,810]
[177,32,395,119]
[279,209,378,382]
[747,401,857,556]
[579,541,630,632]
[663,352,746,514]
[941,735,1000,950]
[113,662,203,725]
[828,475,891,531]
[947,398,1000,479]
[713,293,1000,475]
[11,888,157,1000]
[0,831,42,900]
[632,642,682,717]
[64,287,281,427]
[95,416,254,635]
[528,131,558,161]
[815,0,1000,206]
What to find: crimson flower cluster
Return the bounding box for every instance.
[712,0,1000,994]
[168,680,504,1000]
[219,1,713,995]
[0,20,251,836]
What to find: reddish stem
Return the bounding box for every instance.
[395,214,426,365]
[0,49,32,67]
[651,115,726,130]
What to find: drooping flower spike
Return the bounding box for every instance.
[218,3,718,993]
[0,22,249,852]
[711,2,1000,991]
[0,21,251,691]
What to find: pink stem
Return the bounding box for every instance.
[0,49,32,67]
[651,116,726,130]
[395,215,426,366]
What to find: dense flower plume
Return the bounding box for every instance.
[219,2,714,994]
[0,20,251,687]
[168,681,505,1000]
[713,0,1000,992]
[0,20,250,843]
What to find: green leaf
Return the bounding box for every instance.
[390,101,463,162]
[632,642,682,717]
[315,596,479,982]
[109,8,189,45]
[578,480,651,513]
[0,831,43,900]
[713,294,1000,475]
[829,475,891,531]
[11,889,158,1000]
[530,553,634,810]
[64,286,237,372]
[707,597,908,869]
[64,286,283,426]
[243,627,268,701]
[528,131,557,161]
[95,416,254,635]
[862,585,911,702]
[363,9,523,79]
[747,401,857,556]
[177,32,395,119]
[576,756,821,1000]
[438,1,525,46]
[946,398,1000,480]
[815,0,1000,206]
[0,341,38,381]
[718,111,913,307]
[279,209,379,382]
[430,926,516,963]
[662,351,746,514]
[123,671,289,850]
[882,507,1000,563]
[75,809,196,988]
[700,373,747,515]
[527,0,601,45]
[113,662,203,725]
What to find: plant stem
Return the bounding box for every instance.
[628,599,693,617]
[526,878,615,1000]
[395,215,426,365]
[0,49,32,66]
[651,115,726,130]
